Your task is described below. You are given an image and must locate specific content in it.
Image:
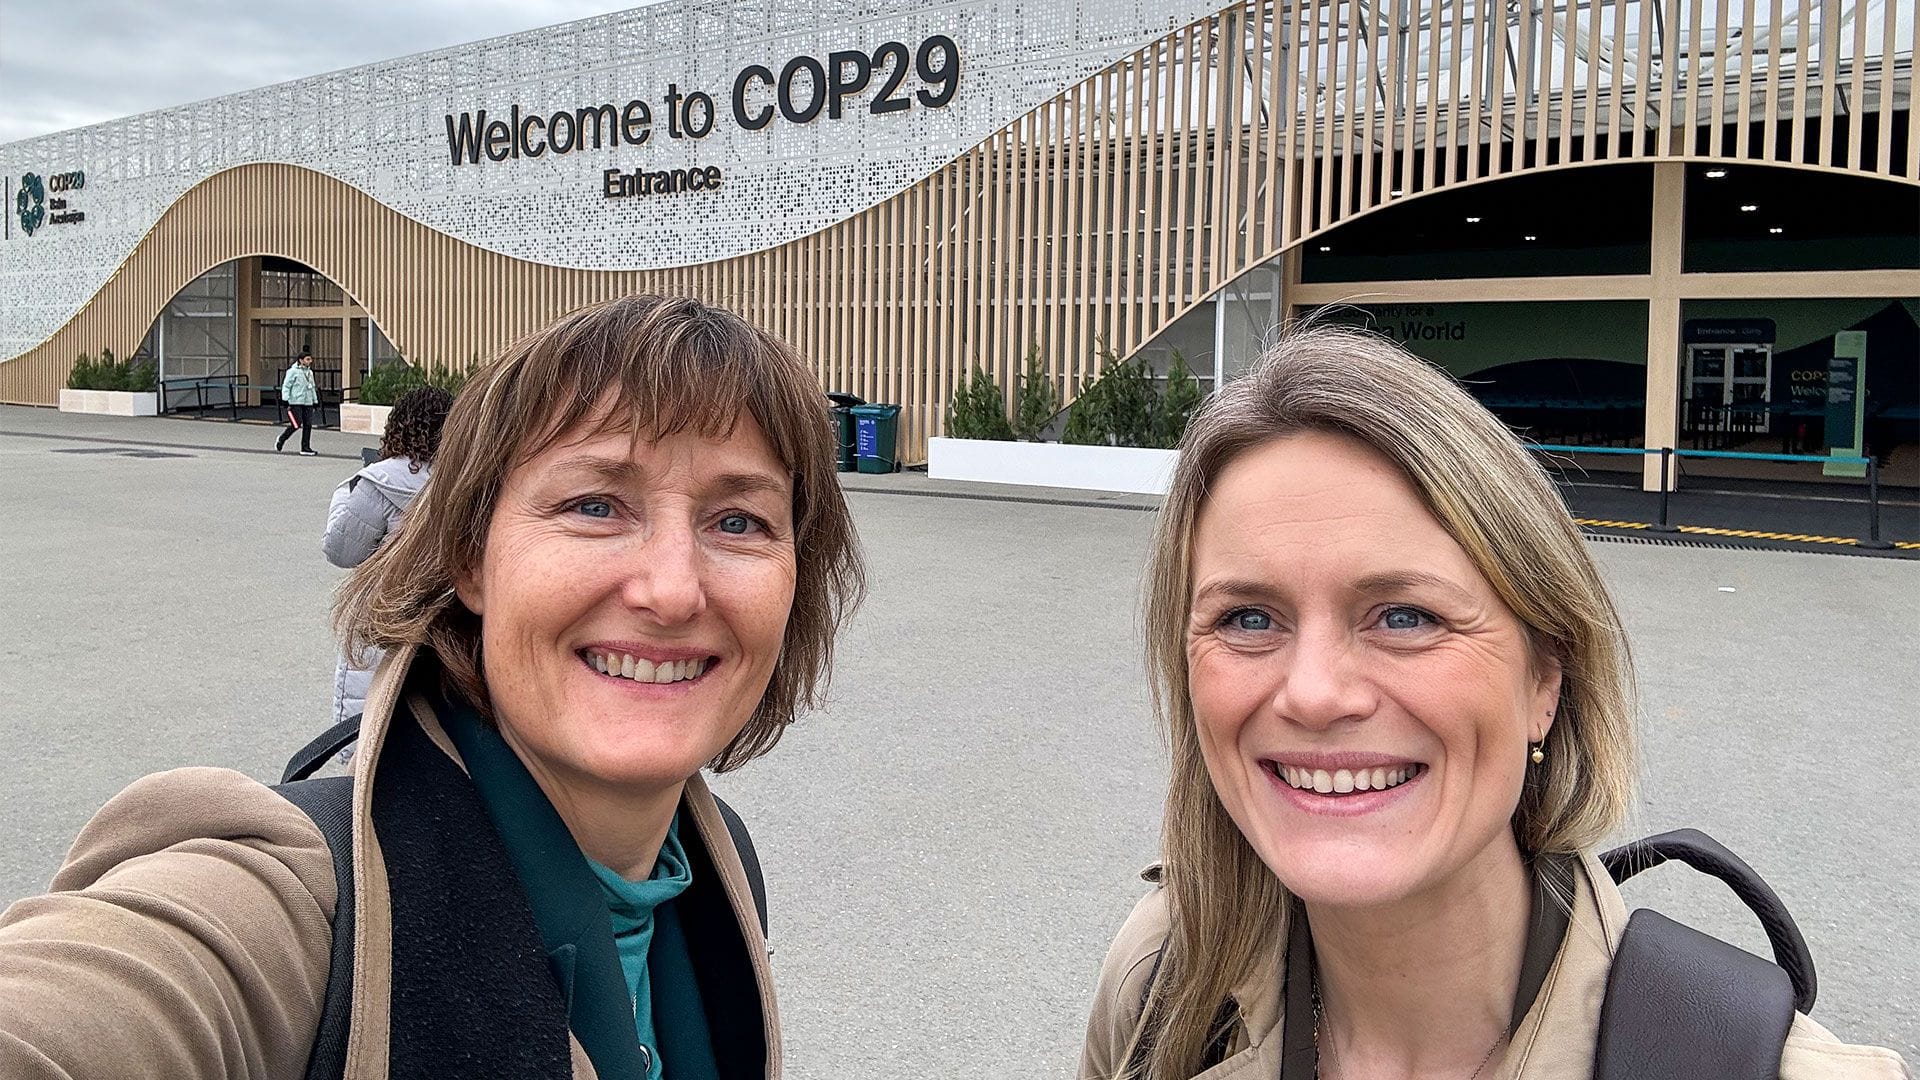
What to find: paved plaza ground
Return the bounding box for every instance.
[1,404,1915,1073]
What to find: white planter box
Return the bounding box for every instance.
[58,388,158,416]
[927,436,1178,495]
[340,403,393,436]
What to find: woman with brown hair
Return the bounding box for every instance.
[0,295,865,1080]
[1079,325,1906,1080]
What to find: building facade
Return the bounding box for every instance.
[2,0,1915,477]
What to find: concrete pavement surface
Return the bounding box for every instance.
[2,404,1915,1072]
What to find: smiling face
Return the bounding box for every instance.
[455,410,797,800]
[1186,431,1561,910]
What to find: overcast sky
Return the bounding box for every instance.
[0,0,640,144]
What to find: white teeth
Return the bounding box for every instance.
[587,652,706,683]
[1276,763,1422,794]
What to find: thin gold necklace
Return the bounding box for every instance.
[1311,969,1507,1080]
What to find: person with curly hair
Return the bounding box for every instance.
[322,385,454,723]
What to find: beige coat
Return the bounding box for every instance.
[0,646,779,1080]
[1079,853,1909,1080]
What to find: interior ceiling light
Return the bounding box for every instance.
[1740,203,1759,212]
[1524,234,1538,241]
[1466,216,1482,223]
[1705,168,1729,178]
[1318,245,1332,252]
[1390,188,1404,197]
[1769,226,1785,234]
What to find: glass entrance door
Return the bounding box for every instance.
[1684,344,1774,444]
[1684,345,1728,440]
[1727,346,1772,435]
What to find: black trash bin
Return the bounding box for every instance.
[851,404,902,474]
[826,391,864,472]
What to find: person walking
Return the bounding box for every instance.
[276,350,320,455]
[322,385,453,725]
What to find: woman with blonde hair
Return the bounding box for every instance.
[1079,325,1906,1080]
[1,294,864,1080]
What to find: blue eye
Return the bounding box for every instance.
[575,499,614,519]
[1381,606,1433,631]
[717,513,757,535]
[1225,609,1273,631]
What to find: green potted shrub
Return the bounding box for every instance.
[345,360,425,435]
[943,364,1014,441]
[59,347,159,416]
[1011,347,1060,442]
[1151,348,1204,448]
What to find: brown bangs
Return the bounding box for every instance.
[476,298,794,468]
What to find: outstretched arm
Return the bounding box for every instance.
[0,768,338,1080]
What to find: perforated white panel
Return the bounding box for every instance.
[0,0,1218,356]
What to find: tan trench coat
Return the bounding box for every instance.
[0,645,780,1080]
[1079,852,1909,1080]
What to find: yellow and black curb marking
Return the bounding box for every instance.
[1574,518,1920,550]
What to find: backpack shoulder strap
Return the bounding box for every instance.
[1601,827,1816,1011]
[1594,828,1807,1080]
[273,775,357,1080]
[711,795,769,941]
[1594,909,1796,1080]
[283,715,362,784]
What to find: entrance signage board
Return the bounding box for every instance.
[1683,318,1776,345]
[1823,330,1867,477]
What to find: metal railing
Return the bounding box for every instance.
[158,373,340,428]
[1530,444,1893,550]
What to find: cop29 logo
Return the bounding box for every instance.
[16,173,45,236]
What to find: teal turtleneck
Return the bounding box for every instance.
[436,695,721,1080]
[589,823,695,1079]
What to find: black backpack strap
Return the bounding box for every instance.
[283,715,363,784]
[273,775,357,1080]
[1601,827,1816,1011]
[711,795,768,941]
[1594,828,1807,1080]
[1595,909,1796,1080]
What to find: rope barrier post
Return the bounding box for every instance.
[1650,447,1678,532]
[1860,456,1893,550]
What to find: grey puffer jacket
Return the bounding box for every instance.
[323,455,429,722]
